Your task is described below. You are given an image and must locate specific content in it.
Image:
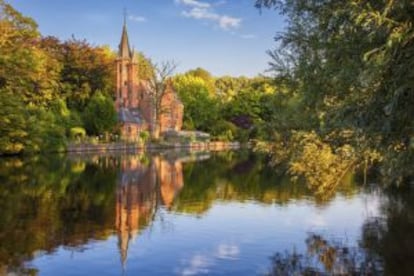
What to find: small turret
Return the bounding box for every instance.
[131,48,140,64]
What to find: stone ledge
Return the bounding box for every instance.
[67,141,240,153]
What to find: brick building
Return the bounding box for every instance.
[115,21,183,140]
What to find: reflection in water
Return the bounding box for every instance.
[360,186,414,276]
[0,153,188,274]
[267,233,382,275]
[266,185,414,276]
[115,154,184,267]
[0,151,412,275]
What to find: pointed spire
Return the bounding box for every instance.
[131,47,139,63]
[119,9,131,58]
[118,230,130,270]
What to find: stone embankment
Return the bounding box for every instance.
[67,141,240,153]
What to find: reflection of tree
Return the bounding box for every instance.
[174,152,358,215]
[267,234,382,275]
[0,153,188,273]
[361,186,414,276]
[0,151,362,273]
[0,155,117,274]
[266,185,414,276]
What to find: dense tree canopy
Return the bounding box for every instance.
[254,0,414,189]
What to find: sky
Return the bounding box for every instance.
[7,0,285,77]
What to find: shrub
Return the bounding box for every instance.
[70,127,86,141]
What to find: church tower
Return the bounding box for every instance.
[115,17,139,110]
[114,14,184,140]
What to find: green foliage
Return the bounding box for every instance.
[59,39,116,111]
[0,1,60,105]
[70,127,86,140]
[173,73,219,132]
[173,70,282,141]
[82,92,117,136]
[0,89,67,155]
[254,0,414,190]
[288,131,357,198]
[135,52,155,81]
[210,120,237,141]
[0,90,29,155]
[186,67,216,97]
[0,1,122,154]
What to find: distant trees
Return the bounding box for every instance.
[172,68,280,141]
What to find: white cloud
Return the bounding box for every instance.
[179,254,212,276]
[176,0,211,9]
[218,15,241,30]
[177,0,242,30]
[128,15,147,22]
[306,214,327,228]
[215,244,240,260]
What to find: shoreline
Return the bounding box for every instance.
[66,141,242,154]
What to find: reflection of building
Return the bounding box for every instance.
[115,155,184,268]
[157,157,184,209]
[115,19,183,140]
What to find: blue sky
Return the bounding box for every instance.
[8,0,285,77]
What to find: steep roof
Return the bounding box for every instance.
[118,23,131,59]
[118,107,145,125]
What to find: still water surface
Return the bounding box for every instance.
[0,151,413,275]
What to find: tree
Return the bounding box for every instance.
[256,0,414,186]
[0,0,60,106]
[186,67,216,97]
[135,52,155,81]
[82,92,117,136]
[59,38,116,111]
[147,61,178,139]
[173,74,219,131]
[0,90,29,155]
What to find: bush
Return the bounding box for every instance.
[70,127,86,141]
[210,120,237,141]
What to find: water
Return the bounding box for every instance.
[0,151,413,275]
